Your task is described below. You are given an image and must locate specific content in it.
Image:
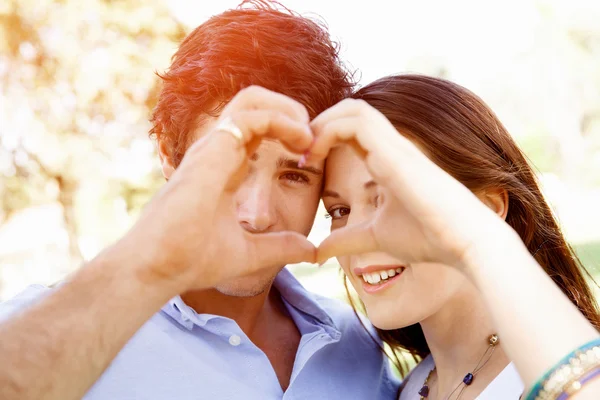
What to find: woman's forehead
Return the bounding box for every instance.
[324,145,373,188]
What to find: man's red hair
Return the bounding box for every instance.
[150,0,354,166]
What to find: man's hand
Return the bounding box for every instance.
[122,86,317,292]
[0,86,318,400]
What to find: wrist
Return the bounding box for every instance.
[96,237,188,301]
[459,221,527,281]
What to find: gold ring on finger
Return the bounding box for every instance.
[214,116,244,144]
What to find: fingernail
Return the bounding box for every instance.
[298,153,308,168]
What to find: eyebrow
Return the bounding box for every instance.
[276,157,323,176]
[322,180,377,199]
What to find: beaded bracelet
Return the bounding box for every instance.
[556,366,600,400]
[524,337,600,400]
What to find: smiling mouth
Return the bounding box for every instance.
[360,267,405,286]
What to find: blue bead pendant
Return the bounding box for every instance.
[418,385,430,397]
[463,373,474,385]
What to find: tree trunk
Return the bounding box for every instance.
[55,175,83,268]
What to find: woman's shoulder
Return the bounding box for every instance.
[398,355,435,400]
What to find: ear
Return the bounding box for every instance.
[158,140,176,180]
[479,188,509,220]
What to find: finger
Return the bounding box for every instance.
[310,114,422,194]
[308,116,367,161]
[348,139,368,160]
[316,220,379,264]
[175,128,247,194]
[231,110,313,154]
[310,99,405,163]
[177,110,313,196]
[226,85,310,123]
[310,98,365,132]
[246,231,317,271]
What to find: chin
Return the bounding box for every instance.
[367,314,402,331]
[215,273,277,297]
[365,305,424,331]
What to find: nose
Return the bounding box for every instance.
[236,177,278,234]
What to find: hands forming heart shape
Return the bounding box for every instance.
[125,86,511,293]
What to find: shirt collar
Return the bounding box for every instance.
[273,267,339,333]
[161,296,196,330]
[161,268,340,337]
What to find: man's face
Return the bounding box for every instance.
[160,116,323,296]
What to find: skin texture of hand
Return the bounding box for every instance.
[126,86,318,293]
[309,98,506,272]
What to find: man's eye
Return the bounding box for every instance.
[326,207,350,220]
[281,172,309,184]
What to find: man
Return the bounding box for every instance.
[0,2,399,400]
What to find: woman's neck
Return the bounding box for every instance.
[419,282,510,397]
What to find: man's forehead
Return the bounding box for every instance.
[254,138,297,157]
[253,140,324,174]
[251,139,302,166]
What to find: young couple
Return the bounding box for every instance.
[1,1,599,400]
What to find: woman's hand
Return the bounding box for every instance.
[121,86,317,292]
[309,99,511,271]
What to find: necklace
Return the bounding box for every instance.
[418,333,499,400]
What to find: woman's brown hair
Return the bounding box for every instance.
[349,74,600,376]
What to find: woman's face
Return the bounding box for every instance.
[323,145,468,330]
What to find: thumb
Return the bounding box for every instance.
[247,231,317,272]
[173,129,248,197]
[317,221,379,264]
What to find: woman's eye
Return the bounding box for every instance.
[281,172,309,185]
[326,207,350,220]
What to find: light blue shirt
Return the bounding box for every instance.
[0,268,399,399]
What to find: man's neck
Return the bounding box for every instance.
[181,282,301,391]
[180,284,279,337]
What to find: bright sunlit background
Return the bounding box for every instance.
[1,0,600,301]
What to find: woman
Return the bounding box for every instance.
[305,75,600,399]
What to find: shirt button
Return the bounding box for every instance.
[229,334,241,346]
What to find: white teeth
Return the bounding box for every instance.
[362,268,405,285]
[363,272,379,284]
